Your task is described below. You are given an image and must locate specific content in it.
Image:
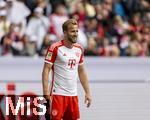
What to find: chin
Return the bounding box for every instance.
[72,40,77,43]
[72,38,77,43]
[72,41,77,44]
[69,38,77,43]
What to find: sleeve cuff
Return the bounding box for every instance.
[44,60,53,65]
[79,62,84,65]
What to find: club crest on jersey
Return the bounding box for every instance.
[46,51,52,60]
[75,52,80,57]
[52,109,58,116]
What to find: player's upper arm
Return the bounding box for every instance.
[42,62,53,77]
[43,62,53,71]
[78,45,84,65]
[78,64,84,73]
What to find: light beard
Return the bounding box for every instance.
[68,37,77,43]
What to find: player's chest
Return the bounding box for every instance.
[56,47,81,66]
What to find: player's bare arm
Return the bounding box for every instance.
[78,64,92,107]
[42,62,52,100]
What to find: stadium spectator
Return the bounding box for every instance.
[25,7,50,51]
[49,3,68,39]
[0,0,149,57]
[0,9,10,41]
[6,0,31,36]
[0,23,23,56]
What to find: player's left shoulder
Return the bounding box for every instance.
[73,43,84,51]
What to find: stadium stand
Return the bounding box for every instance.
[0,0,149,57]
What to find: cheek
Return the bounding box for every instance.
[68,33,73,36]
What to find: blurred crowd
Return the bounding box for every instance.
[0,0,149,57]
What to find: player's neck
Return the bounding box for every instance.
[63,39,74,49]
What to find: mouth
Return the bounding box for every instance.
[73,36,77,39]
[73,37,77,40]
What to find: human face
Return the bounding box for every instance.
[65,24,78,43]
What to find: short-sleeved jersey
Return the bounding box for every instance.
[45,40,84,96]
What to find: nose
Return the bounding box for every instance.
[74,31,78,36]
[74,34,78,38]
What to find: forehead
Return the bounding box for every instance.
[67,24,78,30]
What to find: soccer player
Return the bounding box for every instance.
[42,19,92,120]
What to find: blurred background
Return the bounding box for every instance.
[0,0,150,120]
[0,0,149,57]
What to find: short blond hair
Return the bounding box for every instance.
[62,19,78,32]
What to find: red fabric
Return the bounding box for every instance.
[97,24,105,37]
[45,41,63,63]
[45,46,58,63]
[50,95,80,120]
